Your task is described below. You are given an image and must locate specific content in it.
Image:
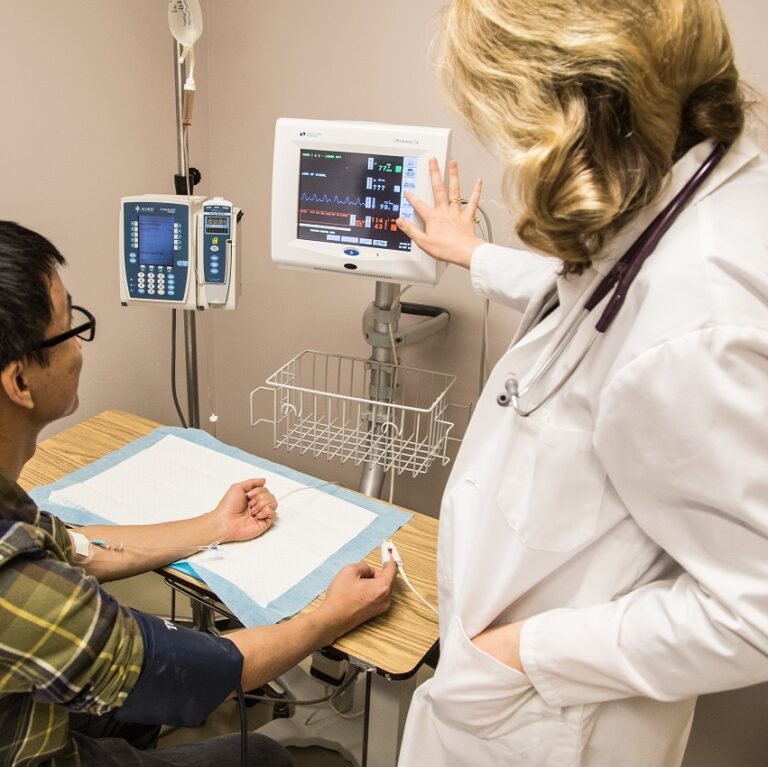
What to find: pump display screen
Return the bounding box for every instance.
[297,150,416,251]
[138,214,175,266]
[205,216,229,233]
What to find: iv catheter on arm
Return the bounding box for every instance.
[68,478,277,582]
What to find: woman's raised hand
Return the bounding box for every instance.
[396,158,485,270]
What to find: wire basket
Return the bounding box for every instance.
[251,350,460,477]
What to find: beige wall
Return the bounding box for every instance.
[1,1,767,765]
[0,0,212,439]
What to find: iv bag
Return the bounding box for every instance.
[168,0,203,47]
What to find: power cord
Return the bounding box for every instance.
[397,565,439,618]
[474,203,494,394]
[451,197,495,395]
[170,311,189,429]
[242,664,360,706]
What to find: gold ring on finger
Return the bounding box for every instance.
[449,198,462,205]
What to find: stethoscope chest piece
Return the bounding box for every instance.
[497,377,519,407]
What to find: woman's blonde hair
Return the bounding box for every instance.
[438,0,745,272]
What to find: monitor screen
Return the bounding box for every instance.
[297,150,416,252]
[138,214,175,266]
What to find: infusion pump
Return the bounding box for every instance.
[119,195,241,310]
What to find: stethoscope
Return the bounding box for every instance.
[497,141,728,416]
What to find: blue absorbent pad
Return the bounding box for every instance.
[30,426,412,626]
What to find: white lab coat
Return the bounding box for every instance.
[398,135,768,766]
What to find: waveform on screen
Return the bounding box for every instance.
[300,192,365,206]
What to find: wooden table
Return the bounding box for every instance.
[20,409,441,765]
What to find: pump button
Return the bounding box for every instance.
[343,263,358,270]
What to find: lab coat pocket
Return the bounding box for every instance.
[429,616,542,750]
[497,417,606,551]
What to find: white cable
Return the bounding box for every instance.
[329,699,365,719]
[278,481,340,502]
[382,540,438,618]
[386,322,400,504]
[386,321,400,367]
[475,203,494,394]
[398,566,439,617]
[203,314,218,430]
[481,297,490,389]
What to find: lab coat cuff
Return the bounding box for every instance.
[469,242,498,298]
[519,614,569,709]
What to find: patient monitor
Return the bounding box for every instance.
[119,195,241,310]
[272,117,451,287]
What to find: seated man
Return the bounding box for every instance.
[0,221,397,766]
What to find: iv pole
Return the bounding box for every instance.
[172,37,213,632]
[358,281,450,499]
[173,38,200,430]
[358,282,399,497]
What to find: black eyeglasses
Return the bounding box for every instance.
[33,305,97,351]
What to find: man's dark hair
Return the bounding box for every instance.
[0,221,66,370]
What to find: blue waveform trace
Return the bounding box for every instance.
[300,192,365,207]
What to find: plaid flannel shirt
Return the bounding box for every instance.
[0,468,144,766]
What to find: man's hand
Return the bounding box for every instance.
[212,479,277,543]
[228,558,398,690]
[318,560,398,639]
[396,158,485,269]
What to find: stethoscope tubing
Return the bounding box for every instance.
[591,142,727,333]
[497,319,600,414]
[498,141,728,415]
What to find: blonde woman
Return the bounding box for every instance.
[396,1,768,765]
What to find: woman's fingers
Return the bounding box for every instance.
[446,160,462,208]
[466,177,483,218]
[429,157,449,207]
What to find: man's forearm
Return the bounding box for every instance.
[226,562,396,691]
[77,512,221,581]
[227,604,348,691]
